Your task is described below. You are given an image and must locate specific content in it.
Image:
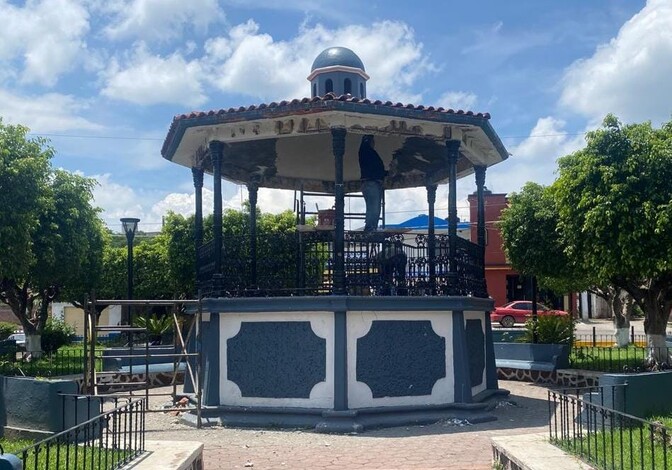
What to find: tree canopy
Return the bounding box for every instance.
[0,120,106,351]
[500,115,672,357]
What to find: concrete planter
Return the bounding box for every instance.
[0,376,100,438]
[494,342,571,371]
[587,370,672,418]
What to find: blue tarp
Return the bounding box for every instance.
[386,214,469,231]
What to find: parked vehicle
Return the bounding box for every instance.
[491,301,568,328]
[8,332,26,348]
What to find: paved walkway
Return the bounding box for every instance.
[144,380,552,469]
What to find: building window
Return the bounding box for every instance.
[325,79,333,93]
[313,83,317,97]
[360,83,364,97]
[344,78,352,95]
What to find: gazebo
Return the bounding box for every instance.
[161,47,510,431]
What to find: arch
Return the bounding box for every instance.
[325,78,333,94]
[360,83,365,97]
[344,78,352,95]
[313,83,317,97]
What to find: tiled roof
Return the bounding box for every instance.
[163,93,492,157]
[172,93,491,121]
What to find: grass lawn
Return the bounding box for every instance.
[554,408,672,469]
[0,344,104,377]
[570,345,651,372]
[1,436,138,469]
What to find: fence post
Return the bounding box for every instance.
[592,327,597,348]
[631,326,635,344]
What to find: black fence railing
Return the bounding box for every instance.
[198,231,486,298]
[570,346,672,373]
[574,330,650,347]
[18,397,146,470]
[549,388,671,469]
[0,348,99,377]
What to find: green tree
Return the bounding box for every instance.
[0,120,105,354]
[500,184,634,345]
[499,182,588,294]
[554,116,672,361]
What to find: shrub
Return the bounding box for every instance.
[41,318,76,353]
[520,314,576,345]
[0,322,18,340]
[133,314,173,344]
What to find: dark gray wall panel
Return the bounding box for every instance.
[356,320,445,398]
[465,319,485,387]
[227,321,326,398]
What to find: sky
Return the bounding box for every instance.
[1,0,670,233]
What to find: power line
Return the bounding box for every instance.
[29,133,163,141]
[27,130,588,143]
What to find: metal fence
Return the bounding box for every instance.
[0,348,99,377]
[575,332,648,347]
[570,346,672,373]
[549,387,671,469]
[198,231,487,298]
[18,397,146,469]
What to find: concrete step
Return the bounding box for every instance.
[121,440,203,469]
[491,433,594,470]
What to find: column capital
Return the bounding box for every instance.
[192,167,204,188]
[474,165,486,187]
[331,127,347,157]
[209,140,224,162]
[445,139,461,162]
[426,184,437,205]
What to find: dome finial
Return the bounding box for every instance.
[308,47,369,99]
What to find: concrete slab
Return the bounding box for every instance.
[491,433,594,470]
[123,440,204,470]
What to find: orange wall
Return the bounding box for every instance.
[468,191,515,307]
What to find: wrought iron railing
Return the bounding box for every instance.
[548,387,671,469]
[571,346,672,373]
[18,397,146,469]
[198,230,487,298]
[0,348,101,377]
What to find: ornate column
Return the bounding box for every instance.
[331,127,348,413]
[248,183,259,288]
[209,141,224,273]
[446,140,460,279]
[192,167,204,249]
[474,166,487,249]
[331,127,346,296]
[426,184,437,291]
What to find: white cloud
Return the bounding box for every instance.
[0,89,101,132]
[101,44,206,106]
[149,188,215,222]
[486,117,585,194]
[203,20,433,103]
[92,174,147,228]
[103,0,224,42]
[437,91,478,111]
[560,0,672,124]
[0,0,89,86]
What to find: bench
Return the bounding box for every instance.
[494,343,570,372]
[101,345,186,372]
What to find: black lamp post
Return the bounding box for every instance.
[120,218,140,327]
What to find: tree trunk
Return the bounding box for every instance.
[641,293,672,365]
[25,333,42,359]
[612,289,631,347]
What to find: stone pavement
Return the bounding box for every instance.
[143,380,552,469]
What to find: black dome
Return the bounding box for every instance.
[311,47,365,72]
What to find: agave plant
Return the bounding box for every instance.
[133,314,173,344]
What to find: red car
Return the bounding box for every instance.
[490,301,569,328]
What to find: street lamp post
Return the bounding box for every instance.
[120,218,140,328]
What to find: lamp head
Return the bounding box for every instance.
[120,217,140,237]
